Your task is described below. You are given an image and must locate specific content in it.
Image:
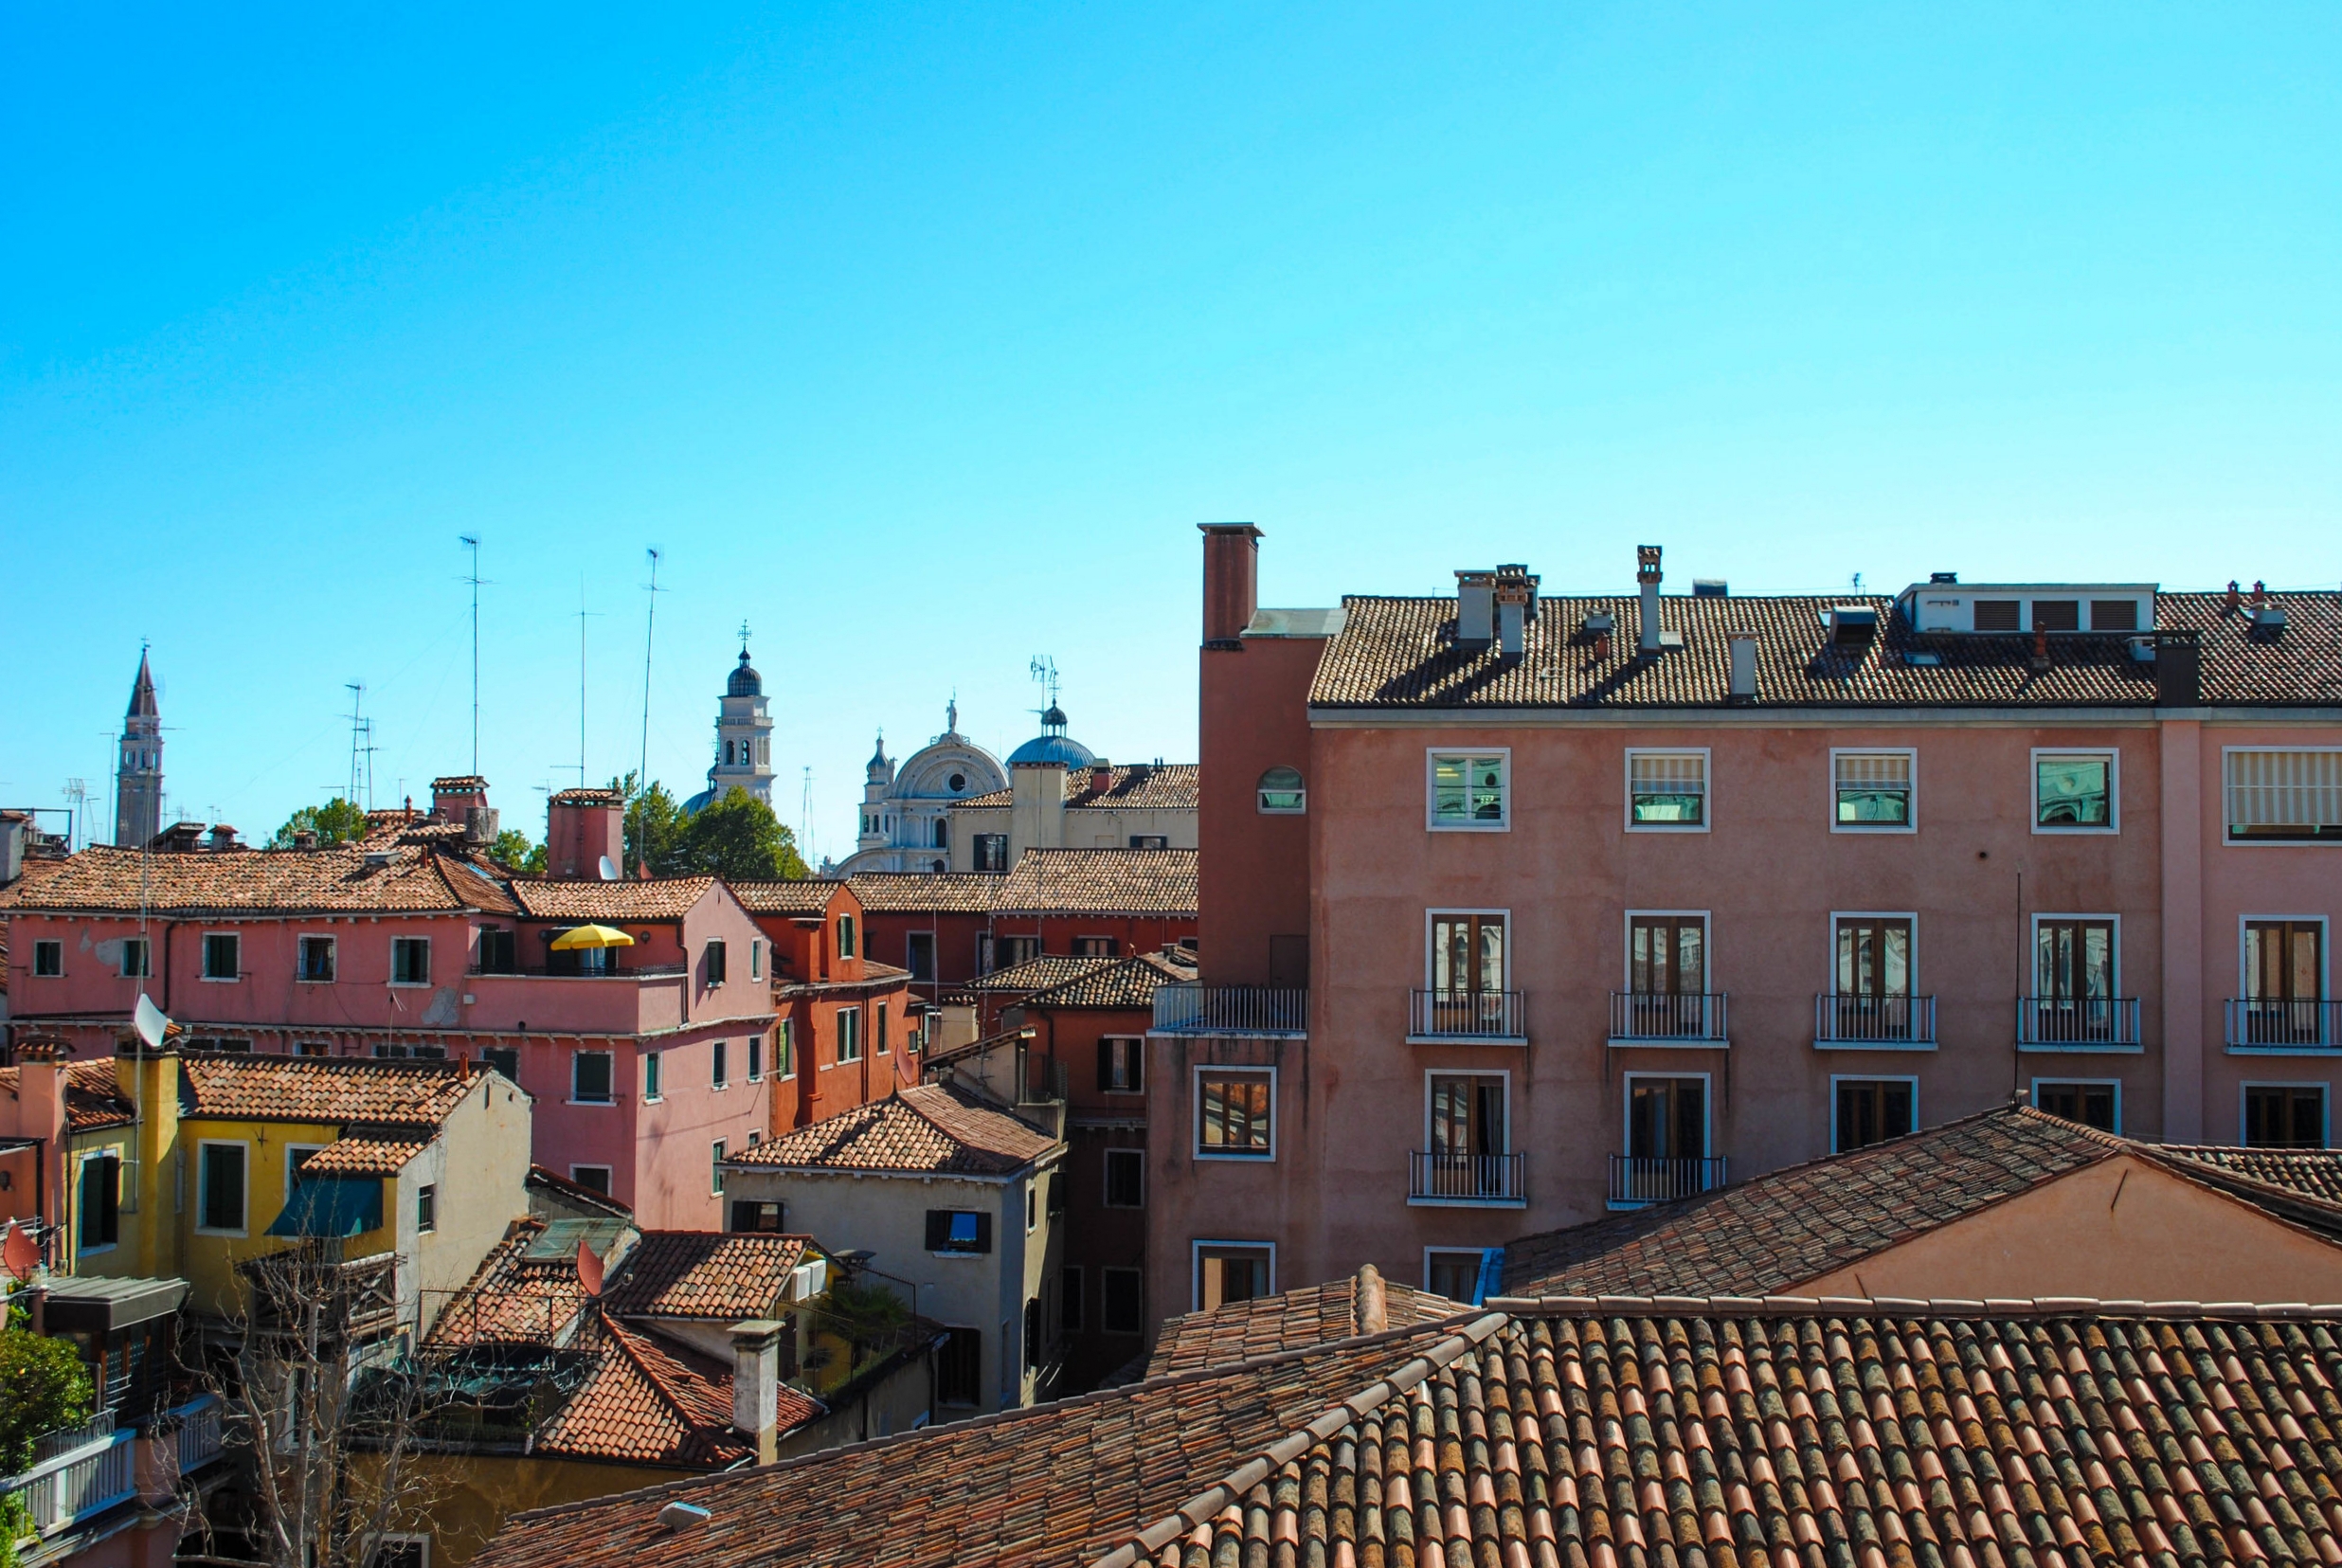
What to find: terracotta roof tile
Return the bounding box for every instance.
[956,764,1198,811]
[1309,587,2342,710]
[2165,1144,2342,1207]
[297,1135,431,1176]
[0,842,518,917]
[1020,950,1195,1010]
[727,879,843,916]
[427,1219,593,1348]
[180,1054,477,1129]
[596,1233,809,1320]
[509,876,715,922]
[841,873,1004,913]
[732,1082,1055,1175]
[965,953,1118,995]
[1144,1271,1465,1378]
[532,1317,766,1468]
[992,849,1197,916]
[0,1058,136,1132]
[527,1164,635,1218]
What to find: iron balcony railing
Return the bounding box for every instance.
[1409,1150,1526,1203]
[1609,1155,1727,1208]
[1608,991,1729,1042]
[2225,999,2341,1049]
[1408,989,1527,1040]
[1151,983,1308,1036]
[29,1412,115,1465]
[2016,996,2141,1046]
[1813,994,1937,1045]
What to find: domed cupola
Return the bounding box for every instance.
[1008,702,1096,767]
[727,647,763,697]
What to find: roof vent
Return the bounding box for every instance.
[2251,601,2288,640]
[2127,636,2157,663]
[658,1502,712,1532]
[1828,605,1878,646]
[1581,611,1614,636]
[364,851,396,869]
[1453,570,1496,649]
[1930,571,1958,585]
[1691,580,1728,599]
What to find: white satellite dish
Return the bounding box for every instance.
[135,994,171,1050]
[597,855,619,882]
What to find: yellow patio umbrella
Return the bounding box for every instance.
[549,924,636,951]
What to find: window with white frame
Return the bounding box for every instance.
[197,1141,247,1234]
[1833,750,1914,828]
[642,1050,662,1102]
[1196,1068,1274,1158]
[202,932,241,981]
[1428,753,1507,829]
[390,937,431,985]
[2032,1080,2118,1132]
[748,1034,763,1082]
[568,1165,613,1195]
[2034,751,2117,831]
[1628,750,1707,828]
[1193,1243,1273,1310]
[837,1006,862,1063]
[712,1039,729,1089]
[1257,766,1306,814]
[297,935,335,982]
[32,940,63,977]
[2225,749,2342,842]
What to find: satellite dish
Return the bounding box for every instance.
[1,1220,37,1283]
[135,995,171,1051]
[597,855,619,882]
[576,1236,604,1298]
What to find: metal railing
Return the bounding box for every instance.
[1813,994,1937,1044]
[30,1412,115,1465]
[1409,1150,1526,1202]
[1608,1155,1727,1208]
[1608,992,1729,1042]
[1409,989,1526,1039]
[469,962,687,980]
[2225,999,2341,1048]
[170,1397,225,1475]
[2,1429,135,1539]
[2016,996,2140,1046]
[1151,983,1307,1035]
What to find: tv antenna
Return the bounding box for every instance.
[800,766,813,859]
[1028,655,1061,714]
[63,778,89,851]
[459,534,486,774]
[575,576,602,787]
[344,683,377,810]
[634,548,664,875]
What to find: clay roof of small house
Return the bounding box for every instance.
[178,1054,477,1130]
[297,1135,431,1176]
[428,1218,599,1348]
[1020,949,1196,1011]
[0,1058,136,1132]
[842,873,1005,913]
[531,1314,821,1469]
[1144,1267,1466,1379]
[728,879,846,917]
[596,1233,812,1321]
[2162,1144,2342,1207]
[992,849,1198,917]
[731,1082,1056,1176]
[1307,588,2342,711]
[0,842,521,917]
[508,876,716,922]
[527,1164,635,1218]
[954,764,1198,811]
[965,953,1119,995]
[468,1292,2342,1568]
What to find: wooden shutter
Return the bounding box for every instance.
[925,1210,949,1251]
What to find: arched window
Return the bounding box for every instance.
[1258,766,1306,814]
[724,740,735,766]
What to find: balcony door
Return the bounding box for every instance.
[1835,917,1913,1038]
[2245,922,2325,1044]
[2035,918,2116,1041]
[1427,1073,1508,1198]
[1429,913,1506,1034]
[1626,1076,1705,1162]
[1630,915,1707,1036]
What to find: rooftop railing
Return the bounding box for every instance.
[1408,990,1527,1042]
[1812,994,1936,1046]
[1608,992,1729,1044]
[2016,996,2140,1047]
[1151,983,1307,1036]
[2225,999,2340,1049]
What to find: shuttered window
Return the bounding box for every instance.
[1628,751,1707,827]
[2226,749,2342,841]
[1833,751,1914,827]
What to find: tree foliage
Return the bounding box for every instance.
[670,787,810,882]
[609,772,682,877]
[0,1307,94,1471]
[271,797,371,849]
[486,827,547,875]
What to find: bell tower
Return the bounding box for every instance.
[710,627,775,807]
[115,647,164,848]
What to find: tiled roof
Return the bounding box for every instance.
[527,1163,635,1218]
[993,849,1198,916]
[1504,1104,2122,1297]
[427,1219,593,1348]
[0,1058,136,1132]
[966,953,1118,995]
[732,1082,1056,1175]
[180,1054,477,1130]
[508,876,715,922]
[727,879,843,916]
[1021,950,1196,1011]
[1309,588,2342,710]
[533,1316,774,1469]
[843,873,1004,913]
[1144,1267,1465,1378]
[471,1296,2342,1568]
[0,842,518,917]
[596,1233,809,1321]
[956,764,1199,811]
[2165,1144,2342,1208]
[297,1136,430,1176]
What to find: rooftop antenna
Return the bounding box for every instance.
[459,534,484,775]
[63,777,89,852]
[575,576,601,788]
[800,766,814,863]
[344,683,377,810]
[634,548,663,876]
[1028,655,1061,718]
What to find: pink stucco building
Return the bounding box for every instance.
[1,781,778,1229]
[1150,526,2342,1320]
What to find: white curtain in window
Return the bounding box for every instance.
[2226,749,2342,829]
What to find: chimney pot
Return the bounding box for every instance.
[1198,524,1263,647]
[1453,570,1496,649]
[1090,762,1112,795]
[1636,546,1664,653]
[293,830,317,850]
[2224,580,2242,615]
[729,1318,785,1465]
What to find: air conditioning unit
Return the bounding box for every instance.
[790,1258,828,1301]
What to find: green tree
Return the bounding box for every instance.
[0,1307,94,1471]
[486,826,547,875]
[672,786,809,882]
[610,772,684,877]
[271,797,371,849]
[816,1279,910,1377]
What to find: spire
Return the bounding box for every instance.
[127,646,157,720]
[868,730,888,770]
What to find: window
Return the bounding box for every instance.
[838,916,856,962]
[480,1046,518,1082]
[2033,1081,2117,1132]
[748,1035,763,1082]
[711,1141,727,1195]
[2091,599,2139,632]
[999,935,1041,967]
[202,933,240,981]
[1098,1036,1144,1094]
[2243,920,2326,1044]
[1025,1185,1036,1233]
[569,1165,613,1195]
[706,940,728,985]
[288,1144,327,1190]
[749,940,764,980]
[973,834,1010,872]
[875,1002,890,1055]
[2031,599,2081,631]
[197,1142,247,1234]
[1257,766,1306,814]
[297,936,335,982]
[731,1199,785,1232]
[372,1042,444,1060]
[416,1184,437,1233]
[1197,1068,1274,1158]
[778,1021,795,1079]
[32,940,62,977]
[1127,834,1169,850]
[1102,1268,1144,1334]
[643,1051,663,1101]
[1429,911,1505,998]
[1627,750,1708,828]
[1060,1267,1085,1334]
[712,1039,729,1089]
[1833,750,1915,829]
[2225,749,2342,842]
[1834,1078,1916,1151]
[296,1041,333,1057]
[837,1007,862,1063]
[2245,1085,2326,1148]
[79,1152,120,1253]
[976,934,997,973]
[907,932,936,982]
[2033,918,2118,1040]
[1973,599,2021,631]
[1194,1243,1273,1310]
[390,938,431,985]
[1626,915,1706,1029]
[1104,1148,1144,1208]
[1627,1076,1706,1161]
[120,939,151,980]
[1426,1249,1489,1305]
[573,1051,614,1104]
[927,1209,992,1254]
[1429,752,1507,829]
[365,1536,430,1568]
[476,928,517,974]
[936,1328,982,1406]
[188,1036,254,1054]
[2034,751,2116,831]
[1831,915,1919,1040]
[1022,1297,1042,1372]
[1073,936,1119,958]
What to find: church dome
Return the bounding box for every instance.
[728,648,763,697]
[1008,703,1095,767]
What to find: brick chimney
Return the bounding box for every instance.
[1089,761,1113,796]
[1198,524,1263,648]
[547,788,624,880]
[207,824,239,853]
[432,775,489,823]
[729,1319,784,1465]
[1636,546,1664,655]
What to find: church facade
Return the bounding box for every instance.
[831,701,1008,874]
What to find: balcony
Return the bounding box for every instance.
[471,962,688,980]
[1408,989,1526,1044]
[1408,1150,1526,1206]
[1812,994,1937,1048]
[2016,996,2141,1051]
[2225,999,2341,1052]
[1608,1154,1727,1209]
[1,1426,135,1542]
[1607,992,1728,1046]
[1151,983,1307,1036]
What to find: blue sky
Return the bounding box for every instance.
[5,4,2337,863]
